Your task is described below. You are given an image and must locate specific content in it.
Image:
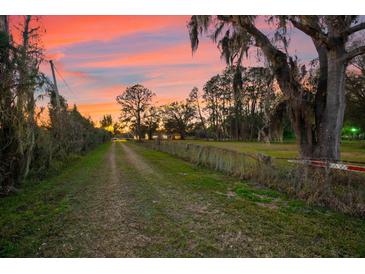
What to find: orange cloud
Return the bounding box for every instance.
[11,15,317,126]
[77,102,121,123]
[78,41,217,69]
[40,15,189,49]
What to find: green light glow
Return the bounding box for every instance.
[351,127,358,133]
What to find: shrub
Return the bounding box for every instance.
[143,141,365,216]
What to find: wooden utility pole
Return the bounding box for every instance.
[0,15,8,33]
[49,60,61,110]
[48,60,62,164]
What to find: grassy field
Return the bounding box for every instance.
[181,140,365,162]
[0,143,111,257]
[1,141,365,257]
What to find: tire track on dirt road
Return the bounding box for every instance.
[39,142,150,257]
[119,142,258,257]
[33,142,365,257]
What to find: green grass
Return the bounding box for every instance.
[181,140,365,162]
[1,140,365,257]
[127,143,365,257]
[234,186,279,203]
[0,143,110,257]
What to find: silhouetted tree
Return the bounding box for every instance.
[100,114,113,128]
[162,100,196,140]
[143,106,160,140]
[188,87,207,138]
[345,72,365,132]
[201,65,281,141]
[116,84,155,140]
[203,74,232,140]
[344,42,365,133]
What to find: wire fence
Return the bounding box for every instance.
[141,140,365,217]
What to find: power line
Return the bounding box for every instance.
[45,58,78,102]
[53,63,77,97]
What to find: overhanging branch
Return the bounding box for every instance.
[343,22,365,36]
[346,45,365,62]
[289,18,328,47]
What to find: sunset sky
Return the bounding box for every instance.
[13,16,318,123]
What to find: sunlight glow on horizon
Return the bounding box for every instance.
[20,15,316,123]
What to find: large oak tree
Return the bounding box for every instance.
[189,15,365,160]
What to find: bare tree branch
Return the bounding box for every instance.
[289,17,329,47]
[343,22,365,36]
[346,45,365,62]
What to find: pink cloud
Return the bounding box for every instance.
[40,15,189,49]
[24,15,318,123]
[77,41,219,69]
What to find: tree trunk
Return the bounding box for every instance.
[287,92,317,158]
[0,15,15,194]
[136,112,142,140]
[236,18,351,160]
[314,45,347,160]
[19,16,36,180]
[196,100,208,138]
[21,129,35,179]
[233,70,241,141]
[234,104,240,140]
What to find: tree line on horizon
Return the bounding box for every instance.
[110,59,364,144]
[0,16,110,196]
[110,15,365,162]
[111,66,290,142]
